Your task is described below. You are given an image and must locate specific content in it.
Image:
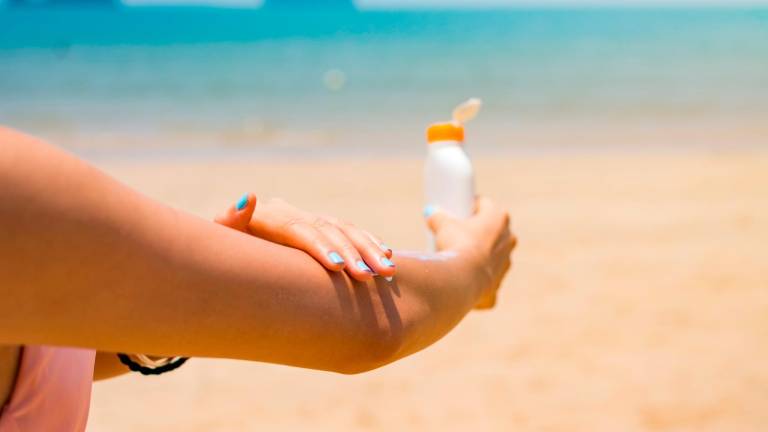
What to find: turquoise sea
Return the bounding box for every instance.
[0,7,767,157]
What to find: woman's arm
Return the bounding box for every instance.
[0,127,513,374]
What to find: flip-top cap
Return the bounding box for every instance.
[426,122,464,143]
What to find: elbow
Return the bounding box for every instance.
[334,327,406,375]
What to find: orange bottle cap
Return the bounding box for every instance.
[426,122,464,143]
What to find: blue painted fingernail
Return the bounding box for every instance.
[356,260,373,273]
[236,194,249,211]
[328,251,345,265]
[380,256,395,268]
[423,205,436,218]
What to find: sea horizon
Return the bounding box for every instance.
[1,6,766,159]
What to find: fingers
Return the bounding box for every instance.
[364,231,393,258]
[507,232,518,254]
[474,196,513,238]
[476,234,513,311]
[278,220,348,273]
[271,217,388,281]
[312,220,375,281]
[214,193,256,233]
[245,197,394,281]
[336,222,396,279]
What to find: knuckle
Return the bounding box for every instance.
[323,215,342,226]
[495,218,508,234]
[282,217,307,233]
[310,216,330,230]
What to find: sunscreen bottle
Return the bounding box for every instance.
[424,98,482,250]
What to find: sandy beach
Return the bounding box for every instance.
[85,151,768,431]
[4,4,767,431]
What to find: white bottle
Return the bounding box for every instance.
[424,98,482,250]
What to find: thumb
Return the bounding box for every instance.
[214,193,256,233]
[423,205,455,234]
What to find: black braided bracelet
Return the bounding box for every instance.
[117,353,189,376]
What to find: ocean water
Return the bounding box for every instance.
[0,7,767,157]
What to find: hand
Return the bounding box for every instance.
[425,197,516,309]
[214,194,395,282]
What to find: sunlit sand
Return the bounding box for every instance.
[87,152,768,431]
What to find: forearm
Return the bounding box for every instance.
[91,252,480,379]
[93,351,130,380]
[0,127,483,373]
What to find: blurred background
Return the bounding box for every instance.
[2,1,767,431]
[1,0,767,157]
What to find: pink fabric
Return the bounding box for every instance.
[0,346,95,432]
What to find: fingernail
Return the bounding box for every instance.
[328,251,345,265]
[356,260,373,273]
[380,256,395,268]
[423,205,436,218]
[385,276,393,282]
[236,194,249,211]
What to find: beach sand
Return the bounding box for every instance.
[86,152,768,431]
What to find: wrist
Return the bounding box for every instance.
[448,246,490,305]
